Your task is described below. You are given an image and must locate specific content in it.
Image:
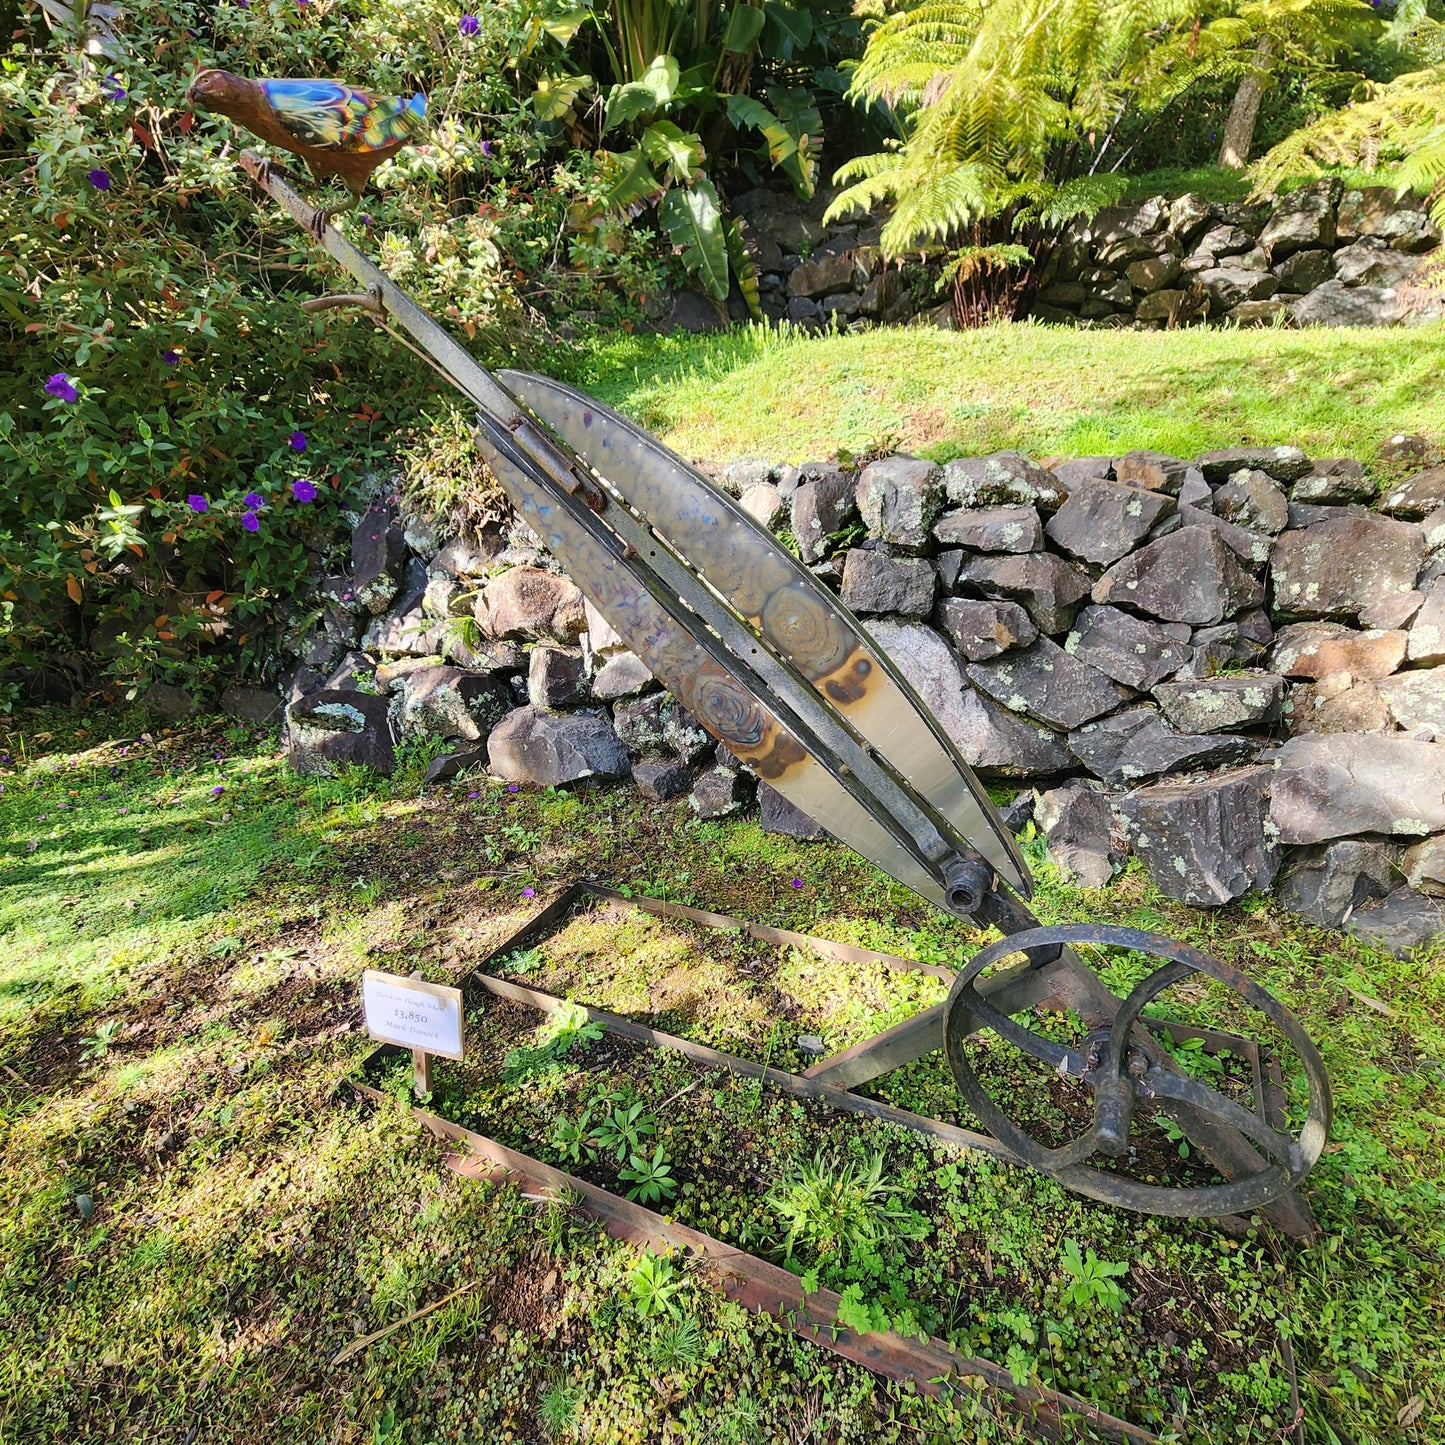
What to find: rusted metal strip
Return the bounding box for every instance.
[472,970,1021,1165]
[348,1074,1159,1444]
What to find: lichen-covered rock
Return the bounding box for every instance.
[1276,837,1397,927]
[1113,450,1192,494]
[958,552,1093,633]
[1093,526,1264,625]
[866,619,1072,777]
[1380,465,1445,520]
[487,706,629,786]
[966,637,1129,729]
[1118,765,1278,907]
[1270,621,1407,680]
[1067,706,1256,785]
[1259,179,1339,257]
[933,505,1042,553]
[1288,677,1392,736]
[689,766,754,818]
[1290,458,1372,505]
[1402,835,1445,896]
[527,646,587,711]
[1270,734,1445,843]
[612,693,671,756]
[935,598,1038,661]
[1153,673,1285,733]
[1045,478,1175,566]
[791,469,858,564]
[1291,281,1401,328]
[1064,605,1192,690]
[391,664,512,741]
[1333,239,1421,288]
[287,689,396,776]
[942,452,1069,513]
[856,457,945,552]
[430,529,505,580]
[1376,668,1445,733]
[362,605,446,657]
[1360,590,1424,632]
[350,512,408,615]
[840,549,936,617]
[1273,248,1334,292]
[1198,446,1312,484]
[1034,780,1124,887]
[480,567,586,643]
[739,483,789,531]
[758,781,829,840]
[1408,580,1445,666]
[720,458,775,496]
[1271,514,1424,618]
[591,651,654,700]
[1198,267,1278,311]
[1213,469,1289,535]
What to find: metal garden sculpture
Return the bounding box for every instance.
[240,152,1330,1234]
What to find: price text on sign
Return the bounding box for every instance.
[362,970,465,1060]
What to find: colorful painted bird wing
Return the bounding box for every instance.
[260,79,426,153]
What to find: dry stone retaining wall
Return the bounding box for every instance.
[258,430,1445,958]
[666,180,1442,333]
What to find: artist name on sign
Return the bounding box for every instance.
[361,970,465,1060]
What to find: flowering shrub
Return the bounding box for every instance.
[0,0,578,696]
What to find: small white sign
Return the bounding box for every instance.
[362,970,465,1060]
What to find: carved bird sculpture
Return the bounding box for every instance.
[184,71,426,234]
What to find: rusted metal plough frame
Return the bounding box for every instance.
[352,883,1304,1441]
[240,153,1329,1232]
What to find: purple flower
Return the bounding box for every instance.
[186,494,208,513]
[291,479,318,503]
[507,783,519,793]
[45,373,79,403]
[243,491,264,510]
[359,214,372,226]
[521,886,535,898]
[481,140,493,157]
[467,790,480,799]
[459,13,479,35]
[88,168,112,191]
[102,74,126,101]
[161,349,180,366]
[211,785,225,795]
[288,430,307,453]
[117,807,128,814]
[241,512,260,532]
[791,877,803,888]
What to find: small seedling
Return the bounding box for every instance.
[79,1020,121,1062]
[594,1098,657,1164]
[538,1379,583,1437]
[627,1250,685,1320]
[1059,1238,1129,1314]
[619,1144,677,1205]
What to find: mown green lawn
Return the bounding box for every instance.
[1,710,1441,1444]
[568,320,1445,470]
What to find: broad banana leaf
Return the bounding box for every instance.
[659,177,729,299]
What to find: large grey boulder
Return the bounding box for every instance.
[1273,248,1334,292]
[1380,465,1445,521]
[1259,179,1339,257]
[286,689,396,777]
[942,452,1069,513]
[959,553,1093,633]
[591,651,654,700]
[1333,239,1420,289]
[1034,781,1124,887]
[1402,835,1445,895]
[1270,621,1407,680]
[1045,479,1175,566]
[487,706,629,786]
[480,567,586,643]
[1198,267,1278,311]
[966,637,1129,730]
[840,549,936,617]
[1118,765,1279,907]
[1346,888,1445,957]
[1270,734,1445,843]
[1153,673,1285,734]
[1276,838,1397,927]
[1067,705,1256,785]
[392,664,512,741]
[1291,281,1401,327]
[856,457,945,552]
[1288,677,1393,736]
[1093,526,1263,626]
[1271,514,1424,619]
[739,483,788,531]
[867,619,1072,777]
[1065,605,1192,690]
[689,766,753,818]
[933,505,1042,553]
[1337,186,1441,251]
[631,759,693,801]
[935,597,1038,661]
[791,470,858,564]
[220,683,282,725]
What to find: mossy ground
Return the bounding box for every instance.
[1,709,1442,1443]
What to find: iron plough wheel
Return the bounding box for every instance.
[943,925,1331,1218]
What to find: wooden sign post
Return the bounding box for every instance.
[361,969,465,1096]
